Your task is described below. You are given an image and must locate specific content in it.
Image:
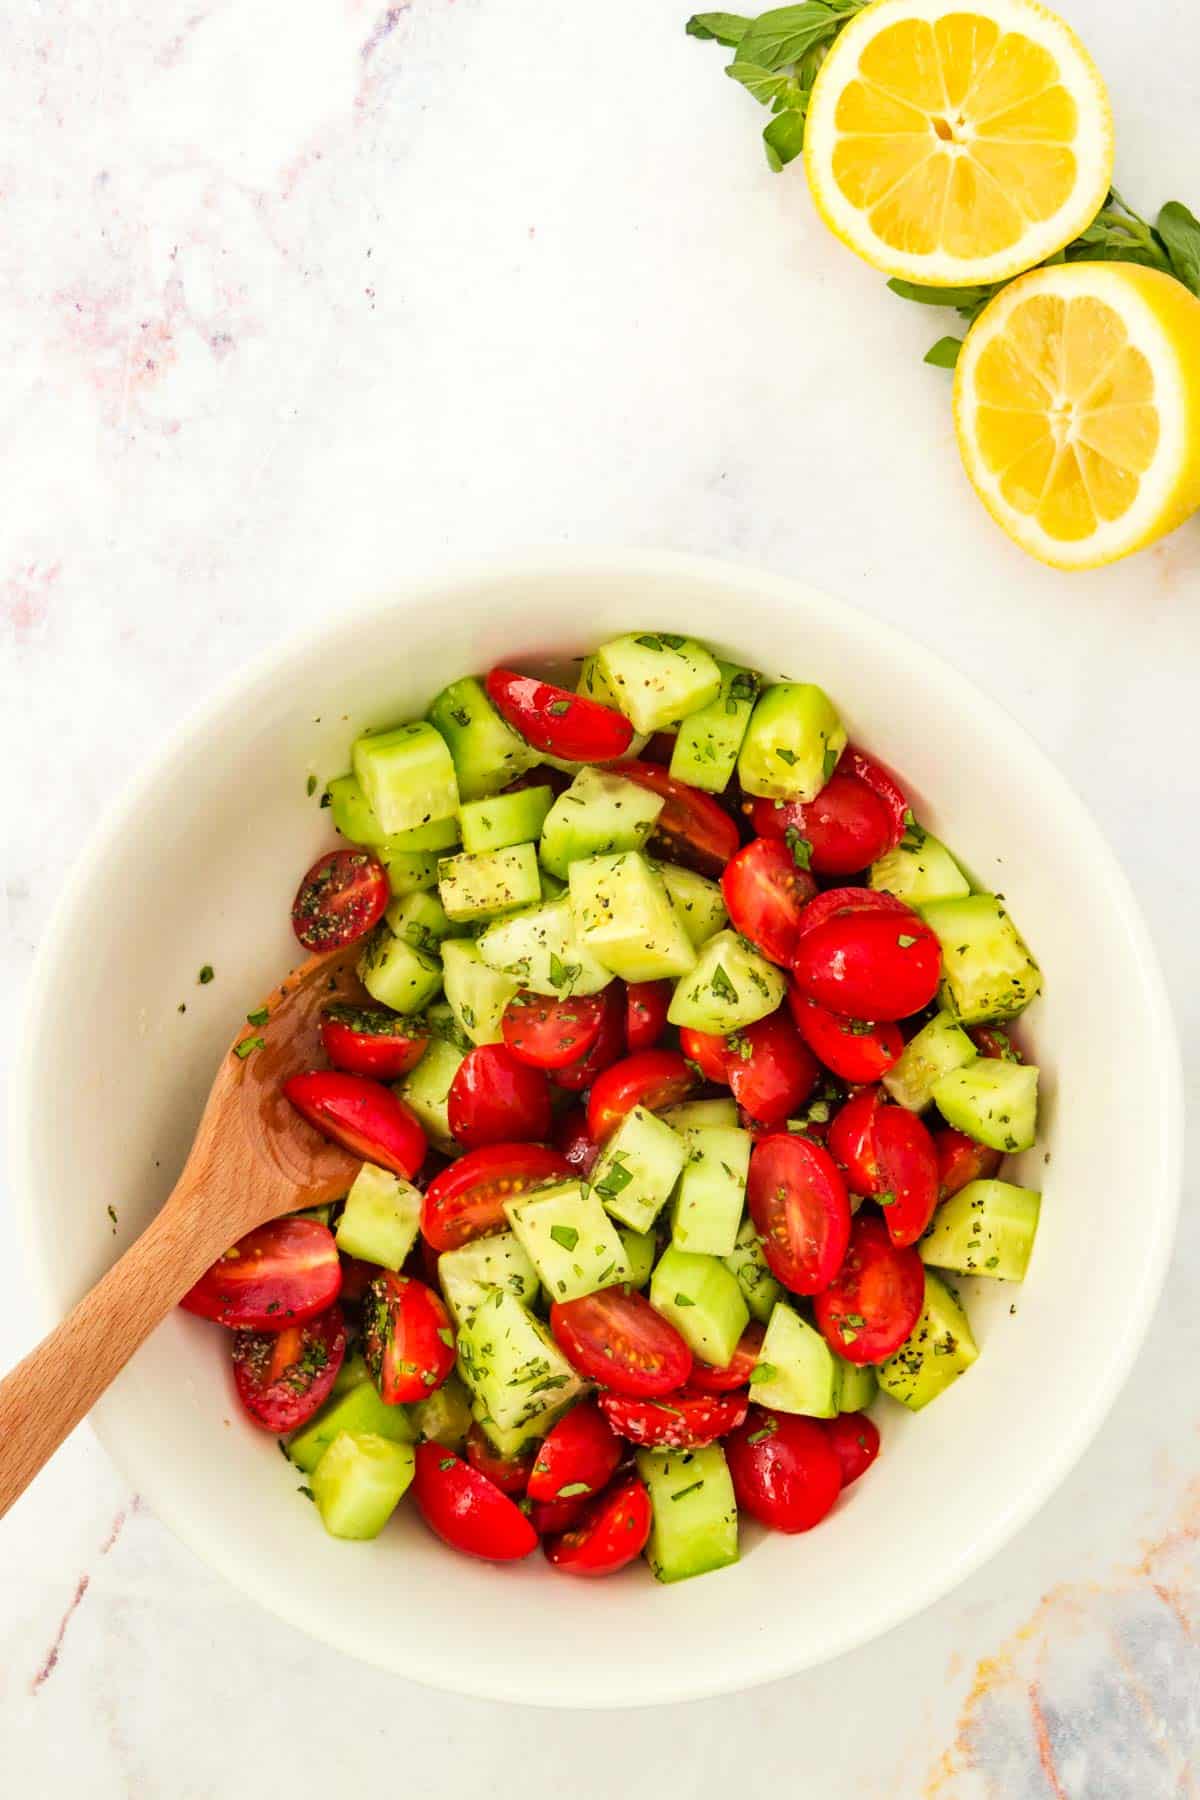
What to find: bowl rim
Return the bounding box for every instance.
[10,547,1184,1706]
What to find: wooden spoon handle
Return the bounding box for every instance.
[0,1185,221,1519]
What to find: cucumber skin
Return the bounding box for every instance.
[396,1034,466,1153]
[427,676,540,801]
[668,661,759,794]
[460,786,555,855]
[870,829,969,908]
[736,683,847,803]
[932,1060,1039,1153]
[723,1217,783,1324]
[876,1271,978,1411]
[921,893,1042,1025]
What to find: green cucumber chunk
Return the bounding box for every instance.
[882,1012,977,1112]
[595,633,722,735]
[750,1303,838,1416]
[920,1178,1041,1281]
[470,1395,572,1458]
[437,1229,541,1326]
[335,1163,422,1271]
[437,843,542,923]
[637,1444,739,1584]
[921,893,1042,1024]
[385,888,461,954]
[669,661,760,793]
[737,683,847,803]
[539,767,664,879]
[331,1348,371,1399]
[876,1270,978,1411]
[288,1378,416,1475]
[460,786,555,855]
[378,844,441,896]
[649,1245,749,1366]
[722,1215,783,1324]
[427,675,540,800]
[456,1288,584,1431]
[505,1180,633,1302]
[620,1227,657,1289]
[326,774,389,847]
[662,1097,740,1133]
[667,928,785,1033]
[358,926,443,1014]
[476,895,614,998]
[834,1356,878,1413]
[352,721,459,836]
[411,1371,473,1447]
[932,1059,1039,1152]
[310,1431,415,1539]
[395,1033,466,1153]
[590,1103,687,1234]
[568,851,698,983]
[441,938,520,1046]
[659,863,729,949]
[670,1125,750,1257]
[870,823,969,908]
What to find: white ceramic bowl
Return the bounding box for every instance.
[14,551,1182,1707]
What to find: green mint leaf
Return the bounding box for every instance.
[673,1292,696,1307]
[1157,201,1200,295]
[557,1481,592,1499]
[671,1480,704,1501]
[548,951,568,989]
[897,933,917,948]
[887,277,994,312]
[924,335,963,369]
[740,2,864,72]
[198,965,214,984]
[546,699,572,717]
[763,107,806,170]
[822,743,839,782]
[775,745,799,765]
[784,826,812,869]
[234,1035,265,1060]
[685,10,752,43]
[710,962,738,1003]
[747,1361,777,1384]
[550,1224,580,1252]
[306,774,318,796]
[726,60,803,107]
[246,1007,269,1027]
[595,1160,633,1198]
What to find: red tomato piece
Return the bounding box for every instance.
[550,1290,693,1398]
[791,910,941,1022]
[464,1423,535,1497]
[597,1387,748,1449]
[794,886,911,942]
[726,1011,819,1126]
[618,761,740,875]
[446,1043,552,1150]
[412,1443,539,1562]
[678,1026,731,1085]
[362,1272,456,1403]
[828,1085,886,1193]
[823,1411,881,1486]
[552,1104,601,1178]
[543,1474,653,1576]
[642,731,678,765]
[625,980,672,1053]
[721,838,818,968]
[526,1400,622,1503]
[283,1070,426,1179]
[319,1004,429,1081]
[528,1494,591,1535]
[689,1322,765,1393]
[749,776,892,876]
[181,1217,342,1329]
[291,849,389,952]
[500,991,605,1071]
[747,1133,851,1296]
[934,1127,1003,1198]
[725,1408,843,1533]
[232,1305,346,1433]
[839,745,909,847]
[421,1143,572,1251]
[485,668,634,762]
[586,1049,698,1142]
[872,1103,939,1248]
[813,1214,925,1364]
[787,988,904,1084]
[549,983,627,1092]
[337,1253,377,1303]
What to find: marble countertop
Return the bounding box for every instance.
[2,1,1197,1792]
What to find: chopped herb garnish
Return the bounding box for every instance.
[746,1420,778,1445]
[234,1035,265,1059]
[671,1480,704,1501]
[198,965,214,984]
[306,774,318,796]
[897,934,917,949]
[438,1457,456,1471]
[557,1482,591,1499]
[710,962,737,1003]
[246,1007,269,1027]
[546,698,572,717]
[784,826,812,870]
[822,743,839,782]
[747,1362,777,1384]
[775,746,798,766]
[550,1224,580,1252]
[673,1292,695,1307]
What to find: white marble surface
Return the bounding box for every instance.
[1,0,1198,1792]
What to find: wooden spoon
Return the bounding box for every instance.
[0,945,368,1519]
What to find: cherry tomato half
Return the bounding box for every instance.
[726,1011,819,1126]
[550,1290,693,1398]
[721,838,817,968]
[421,1143,573,1252]
[181,1218,342,1329]
[813,1214,925,1364]
[544,1474,653,1576]
[794,887,910,942]
[839,745,909,848]
[747,1132,851,1296]
[319,1004,429,1081]
[872,1103,939,1248]
[689,1322,766,1393]
[625,980,672,1053]
[725,1408,843,1533]
[283,1070,426,1179]
[500,991,605,1071]
[791,909,941,1022]
[828,1086,885,1193]
[412,1443,539,1562]
[823,1411,881,1486]
[291,850,389,952]
[362,1271,456,1404]
[934,1127,1003,1197]
[552,1104,601,1178]
[550,984,627,1092]
[464,1423,536,1496]
[485,668,634,762]
[446,1044,552,1150]
[678,1026,731,1085]
[587,1049,697,1143]
[529,1494,591,1535]
[787,989,904,1084]
[232,1304,346,1432]
[619,761,740,876]
[750,774,892,876]
[527,1400,622,1503]
[598,1387,748,1449]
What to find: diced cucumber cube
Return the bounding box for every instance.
[722,1215,783,1323]
[662,1097,740,1133]
[669,661,760,793]
[921,893,1042,1024]
[876,1270,978,1411]
[834,1356,878,1413]
[576,657,651,757]
[882,1012,977,1112]
[287,1378,416,1475]
[378,845,441,896]
[870,823,969,908]
[932,1059,1039,1153]
[410,1372,473,1447]
[737,683,847,803]
[352,721,459,836]
[670,1125,750,1257]
[456,1288,584,1431]
[568,851,697,983]
[539,768,664,879]
[750,1302,837,1417]
[477,895,614,997]
[310,1431,415,1539]
[385,888,461,954]
[506,1180,632,1302]
[590,1104,686,1234]
[428,675,540,800]
[326,774,388,847]
[659,863,729,949]
[437,1230,541,1326]
[460,786,555,855]
[437,843,542,923]
[395,1033,465,1152]
[667,929,785,1033]
[649,1245,748,1367]
[335,1163,422,1271]
[595,633,722,735]
[920,1178,1041,1281]
[637,1444,739,1583]
[441,938,521,1046]
[620,1227,657,1289]
[470,1395,572,1458]
[358,927,443,1013]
